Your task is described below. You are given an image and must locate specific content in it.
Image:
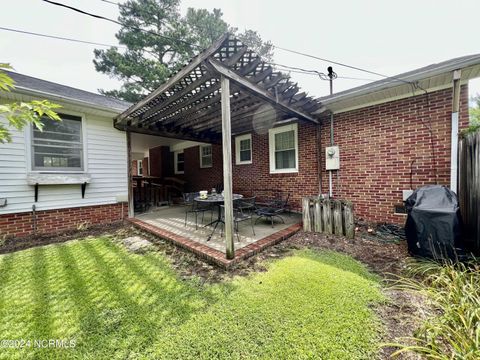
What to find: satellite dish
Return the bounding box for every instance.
[252,103,277,135]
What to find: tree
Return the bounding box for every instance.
[93,0,274,102]
[470,95,480,124]
[0,64,61,144]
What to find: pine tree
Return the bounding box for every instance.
[93,0,273,102]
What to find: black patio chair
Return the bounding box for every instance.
[220,202,256,241]
[183,192,212,229]
[255,207,285,228]
[255,193,290,227]
[270,192,291,214]
[234,196,256,214]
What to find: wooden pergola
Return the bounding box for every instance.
[115,33,322,259]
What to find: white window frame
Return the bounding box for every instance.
[174,150,185,174]
[235,133,252,165]
[26,111,88,174]
[268,123,299,174]
[199,144,212,168]
[137,159,143,176]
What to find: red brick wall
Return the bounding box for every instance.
[233,121,320,210]
[149,146,172,178]
[0,203,128,239]
[319,85,469,224]
[182,144,223,192]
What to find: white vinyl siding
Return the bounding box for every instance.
[199,144,212,168]
[0,111,128,215]
[235,133,252,165]
[268,123,299,174]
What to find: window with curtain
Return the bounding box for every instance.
[269,123,298,173]
[199,145,212,168]
[32,114,83,171]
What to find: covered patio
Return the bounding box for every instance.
[115,33,321,261]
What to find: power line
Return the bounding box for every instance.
[0,26,126,49]
[40,0,200,49]
[274,45,414,86]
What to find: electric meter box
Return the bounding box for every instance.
[325,146,340,170]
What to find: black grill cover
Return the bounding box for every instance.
[405,185,463,260]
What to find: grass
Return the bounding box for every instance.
[391,258,480,359]
[0,236,384,359]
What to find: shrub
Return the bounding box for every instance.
[390,258,480,359]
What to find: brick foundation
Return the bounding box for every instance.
[0,203,128,239]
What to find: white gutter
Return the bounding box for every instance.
[316,54,480,106]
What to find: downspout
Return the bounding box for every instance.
[450,69,462,193]
[328,66,336,198]
[316,123,322,195]
[329,112,334,198]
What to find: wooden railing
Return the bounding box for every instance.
[301,197,355,239]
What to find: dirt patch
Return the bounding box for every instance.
[0,222,126,254]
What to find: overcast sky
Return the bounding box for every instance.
[1,0,480,100]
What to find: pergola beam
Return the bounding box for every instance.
[115,33,229,124]
[206,58,318,124]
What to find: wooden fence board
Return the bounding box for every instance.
[458,132,480,253]
[333,200,343,235]
[314,199,322,233]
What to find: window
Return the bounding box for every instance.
[174,151,184,174]
[268,123,298,174]
[235,133,252,165]
[199,145,212,168]
[137,160,143,176]
[32,114,84,171]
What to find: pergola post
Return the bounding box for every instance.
[221,75,235,259]
[126,131,134,218]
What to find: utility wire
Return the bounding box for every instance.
[41,0,200,49]
[43,0,403,87]
[274,45,415,86]
[0,25,126,49]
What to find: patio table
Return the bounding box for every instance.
[195,194,243,241]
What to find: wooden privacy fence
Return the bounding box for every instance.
[302,197,355,239]
[458,131,480,253]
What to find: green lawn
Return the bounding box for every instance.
[0,237,385,359]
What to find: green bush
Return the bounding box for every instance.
[390,258,480,359]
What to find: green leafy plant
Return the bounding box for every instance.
[0,63,61,143]
[389,258,480,359]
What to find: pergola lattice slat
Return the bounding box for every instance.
[115,33,321,142]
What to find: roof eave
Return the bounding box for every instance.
[8,86,128,115]
[316,54,480,113]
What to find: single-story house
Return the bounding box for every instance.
[0,71,130,237]
[1,34,479,245]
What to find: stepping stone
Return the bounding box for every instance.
[123,236,154,254]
